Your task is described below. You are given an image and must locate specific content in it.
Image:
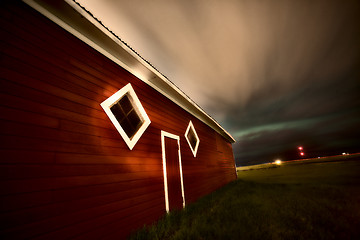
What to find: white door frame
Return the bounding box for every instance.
[161,130,185,213]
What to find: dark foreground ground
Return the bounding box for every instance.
[129,158,360,240]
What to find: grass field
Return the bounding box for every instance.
[129,159,360,239]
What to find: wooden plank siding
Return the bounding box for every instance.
[0,1,237,239]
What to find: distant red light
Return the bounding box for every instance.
[300,152,304,156]
[298,146,303,151]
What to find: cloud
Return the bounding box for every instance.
[77,0,360,107]
[77,0,360,165]
[233,118,321,139]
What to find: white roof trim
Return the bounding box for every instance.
[23,0,235,143]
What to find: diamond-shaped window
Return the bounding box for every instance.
[185,121,200,157]
[101,83,151,150]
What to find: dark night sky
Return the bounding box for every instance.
[77,0,360,166]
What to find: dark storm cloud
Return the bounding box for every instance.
[222,70,360,165]
[233,108,360,166]
[77,0,360,165]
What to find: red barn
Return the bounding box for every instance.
[0,0,237,239]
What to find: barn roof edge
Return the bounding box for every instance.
[23,0,236,143]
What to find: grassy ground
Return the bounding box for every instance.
[129,159,360,240]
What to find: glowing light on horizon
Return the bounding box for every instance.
[298,146,305,157]
[274,159,282,165]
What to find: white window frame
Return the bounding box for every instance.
[184,120,200,157]
[161,130,185,213]
[100,83,151,150]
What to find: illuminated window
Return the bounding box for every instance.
[185,121,200,157]
[101,83,151,150]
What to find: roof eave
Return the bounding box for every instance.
[23,0,236,143]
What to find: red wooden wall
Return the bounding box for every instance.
[0,2,236,239]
